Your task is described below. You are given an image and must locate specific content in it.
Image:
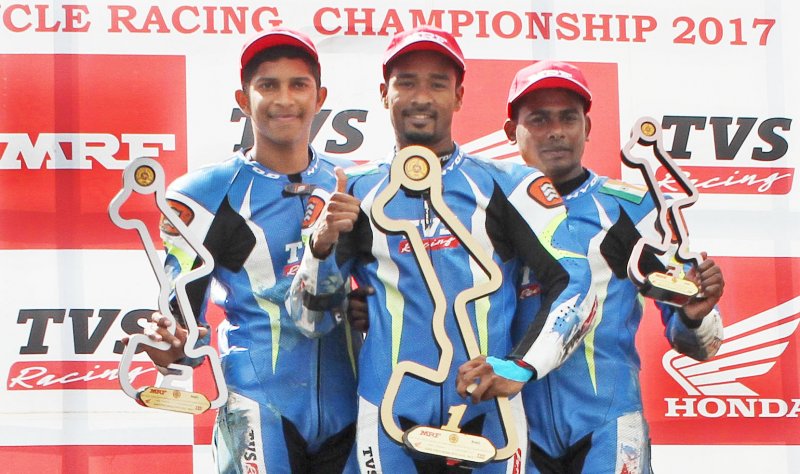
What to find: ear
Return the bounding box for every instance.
[585,114,592,141]
[235,89,251,116]
[379,82,389,109]
[315,86,328,113]
[503,119,517,144]
[453,84,465,112]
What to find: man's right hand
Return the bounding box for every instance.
[121,312,205,368]
[311,167,361,259]
[347,285,374,332]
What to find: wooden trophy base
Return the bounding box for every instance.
[641,272,699,307]
[136,386,211,415]
[403,425,497,468]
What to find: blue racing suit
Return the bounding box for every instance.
[292,145,596,473]
[514,169,723,474]
[162,148,360,474]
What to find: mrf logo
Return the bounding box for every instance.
[0,54,187,250]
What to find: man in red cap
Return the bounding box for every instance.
[129,27,360,473]
[503,60,725,473]
[292,27,596,473]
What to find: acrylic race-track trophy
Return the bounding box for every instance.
[108,157,227,414]
[621,117,704,307]
[371,146,518,468]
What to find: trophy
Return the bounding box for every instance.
[371,146,518,467]
[108,157,227,414]
[621,117,704,307]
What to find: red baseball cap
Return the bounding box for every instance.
[382,26,466,80]
[507,60,592,117]
[240,27,319,80]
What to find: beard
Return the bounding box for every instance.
[401,128,437,145]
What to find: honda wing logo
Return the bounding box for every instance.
[662,295,800,418]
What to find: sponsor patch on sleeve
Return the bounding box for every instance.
[527,176,564,208]
[160,199,194,236]
[302,195,326,229]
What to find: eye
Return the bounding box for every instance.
[292,79,312,90]
[562,113,579,123]
[257,80,278,91]
[396,79,415,89]
[526,115,547,127]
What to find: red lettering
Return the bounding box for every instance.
[493,11,522,39]
[314,7,341,35]
[108,5,138,33]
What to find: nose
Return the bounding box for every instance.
[274,83,292,105]
[410,85,433,107]
[548,121,565,140]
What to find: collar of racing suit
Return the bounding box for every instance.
[554,167,590,196]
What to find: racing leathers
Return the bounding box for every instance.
[291,145,596,473]
[514,169,723,474]
[162,148,359,474]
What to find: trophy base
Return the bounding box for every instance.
[641,272,699,307]
[136,386,211,415]
[403,425,496,468]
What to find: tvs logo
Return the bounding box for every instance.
[527,176,563,208]
[656,164,793,195]
[398,235,459,253]
[0,54,187,250]
[655,115,794,195]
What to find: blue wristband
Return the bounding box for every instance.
[486,356,534,383]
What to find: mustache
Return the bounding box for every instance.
[402,106,437,118]
[540,144,571,153]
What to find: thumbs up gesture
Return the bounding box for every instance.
[311,167,361,259]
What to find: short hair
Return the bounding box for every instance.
[240,45,321,90]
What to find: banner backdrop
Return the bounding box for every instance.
[1,1,798,472]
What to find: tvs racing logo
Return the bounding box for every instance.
[662,295,800,420]
[0,54,187,250]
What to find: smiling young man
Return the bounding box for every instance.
[291,27,596,473]
[504,60,725,474]
[129,27,360,473]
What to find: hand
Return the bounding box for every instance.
[311,167,361,259]
[683,252,725,322]
[121,312,208,367]
[347,285,374,332]
[456,356,525,404]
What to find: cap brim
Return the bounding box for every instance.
[508,77,592,116]
[383,42,465,79]
[240,33,319,77]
